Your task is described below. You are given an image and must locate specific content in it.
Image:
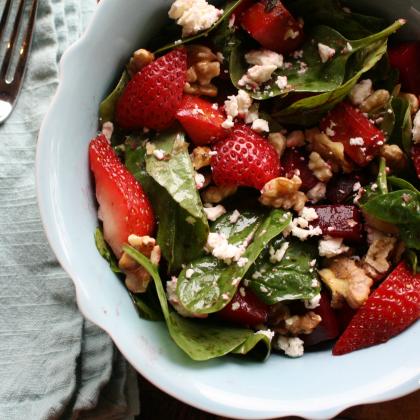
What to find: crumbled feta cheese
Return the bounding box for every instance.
[318,43,336,63]
[299,206,319,222]
[245,49,284,67]
[221,116,235,129]
[274,336,304,357]
[251,118,269,133]
[348,79,373,106]
[185,268,195,279]
[224,90,253,119]
[307,182,326,203]
[205,232,246,264]
[194,172,205,189]
[169,0,223,37]
[239,287,246,297]
[153,149,166,160]
[283,216,323,241]
[229,209,241,224]
[353,182,361,192]
[284,28,300,40]
[311,278,319,288]
[413,110,420,143]
[292,49,303,59]
[244,103,259,124]
[256,329,275,341]
[318,236,349,258]
[269,241,289,263]
[237,257,249,267]
[216,52,224,62]
[304,293,321,309]
[203,204,226,221]
[349,137,364,146]
[343,42,353,53]
[231,302,240,311]
[297,61,308,74]
[275,75,288,90]
[243,64,277,85]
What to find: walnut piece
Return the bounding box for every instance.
[191,146,212,170]
[380,144,406,172]
[201,185,237,204]
[259,175,307,212]
[308,151,333,182]
[127,49,155,77]
[268,132,287,158]
[319,257,373,309]
[184,45,220,97]
[360,89,390,113]
[119,235,161,293]
[363,237,397,280]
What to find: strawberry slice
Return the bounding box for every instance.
[412,144,420,179]
[89,134,155,258]
[240,0,304,54]
[320,102,385,166]
[333,262,420,355]
[211,124,281,189]
[175,95,229,146]
[388,42,420,95]
[217,288,269,327]
[115,48,187,131]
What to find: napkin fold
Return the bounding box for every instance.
[0,0,139,418]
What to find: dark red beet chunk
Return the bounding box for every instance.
[320,102,385,166]
[326,173,369,204]
[389,41,420,95]
[312,205,363,241]
[217,288,269,327]
[303,292,340,347]
[335,303,356,333]
[281,148,318,192]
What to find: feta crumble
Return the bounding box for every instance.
[318,43,336,63]
[349,137,364,146]
[276,75,288,90]
[269,241,289,263]
[251,118,269,133]
[318,236,349,258]
[256,329,275,341]
[274,336,304,357]
[231,302,240,311]
[348,79,372,106]
[169,0,223,37]
[185,268,195,279]
[194,172,205,189]
[413,110,420,143]
[245,49,284,67]
[203,204,226,221]
[229,209,241,224]
[224,90,253,119]
[153,149,166,160]
[299,206,319,222]
[304,293,321,309]
[205,232,246,264]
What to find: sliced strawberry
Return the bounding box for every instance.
[281,148,318,192]
[412,144,420,179]
[333,262,420,355]
[115,48,187,131]
[175,95,229,146]
[89,134,155,258]
[240,0,304,54]
[320,102,385,166]
[217,288,269,327]
[211,124,281,189]
[388,42,420,95]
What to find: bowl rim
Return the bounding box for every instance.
[35,1,420,418]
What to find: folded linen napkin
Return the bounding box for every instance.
[0,1,139,418]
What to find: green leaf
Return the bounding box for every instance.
[405,249,419,273]
[122,245,271,361]
[94,227,121,273]
[400,225,420,251]
[361,190,420,225]
[130,292,163,321]
[389,96,413,154]
[153,0,243,54]
[177,210,292,314]
[99,71,129,123]
[388,176,420,194]
[247,238,320,305]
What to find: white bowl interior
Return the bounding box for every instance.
[37,0,420,418]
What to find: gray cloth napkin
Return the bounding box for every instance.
[0,0,139,418]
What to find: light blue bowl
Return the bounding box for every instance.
[36,1,420,418]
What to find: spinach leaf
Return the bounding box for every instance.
[99,71,129,123]
[130,290,163,321]
[247,238,320,305]
[153,0,243,54]
[123,245,271,361]
[405,249,419,273]
[177,210,292,314]
[361,190,420,225]
[94,227,121,273]
[399,225,420,251]
[388,176,420,194]
[389,96,413,154]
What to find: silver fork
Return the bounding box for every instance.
[0,0,38,124]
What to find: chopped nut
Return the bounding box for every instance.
[191,146,213,170]
[363,237,397,280]
[360,89,390,113]
[268,132,287,158]
[269,304,321,335]
[119,235,161,293]
[380,144,407,172]
[184,44,220,97]
[308,151,333,182]
[309,133,353,173]
[319,257,373,309]
[201,185,237,203]
[398,92,419,115]
[127,49,155,77]
[260,175,307,212]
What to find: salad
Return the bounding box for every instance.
[90,0,420,361]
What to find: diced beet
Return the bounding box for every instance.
[388,41,420,95]
[281,148,318,192]
[326,172,369,204]
[217,288,269,327]
[320,102,385,166]
[303,292,340,346]
[334,303,356,333]
[311,205,363,241]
